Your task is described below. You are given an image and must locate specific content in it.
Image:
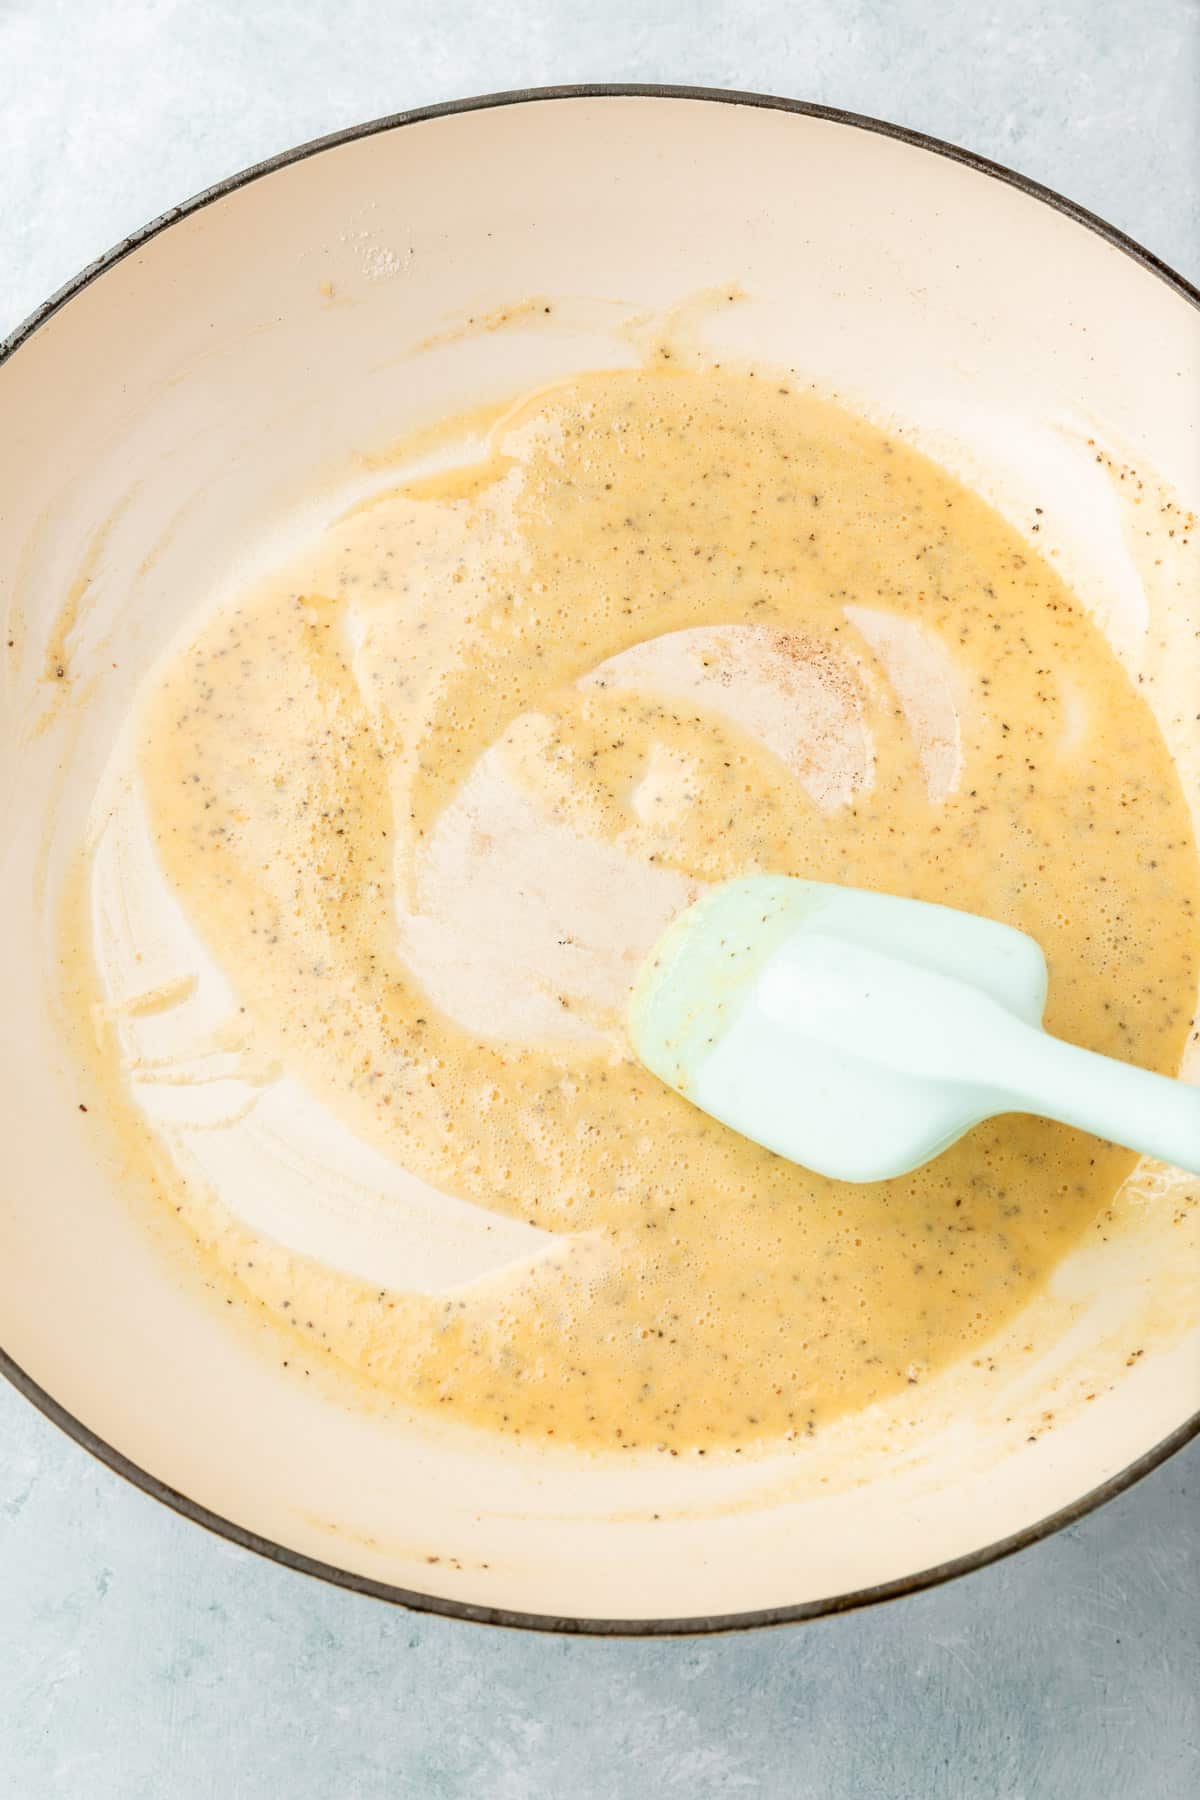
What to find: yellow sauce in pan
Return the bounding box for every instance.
[118,364,1199,1453]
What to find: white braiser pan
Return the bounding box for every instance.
[1,88,1197,1633]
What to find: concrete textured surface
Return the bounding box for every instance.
[1,2,1198,1795]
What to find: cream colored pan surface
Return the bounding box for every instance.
[1,88,1197,1631]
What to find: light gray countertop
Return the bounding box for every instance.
[2,3,1197,1794]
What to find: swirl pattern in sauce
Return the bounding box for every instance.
[130,366,1198,1452]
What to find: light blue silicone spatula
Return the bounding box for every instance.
[629,876,1200,1183]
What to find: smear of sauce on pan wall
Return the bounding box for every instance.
[77,362,1199,1454]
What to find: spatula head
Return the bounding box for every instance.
[629,877,1049,1182]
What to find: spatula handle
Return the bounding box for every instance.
[997,1028,1200,1175]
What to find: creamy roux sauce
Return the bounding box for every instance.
[123,364,1198,1453]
